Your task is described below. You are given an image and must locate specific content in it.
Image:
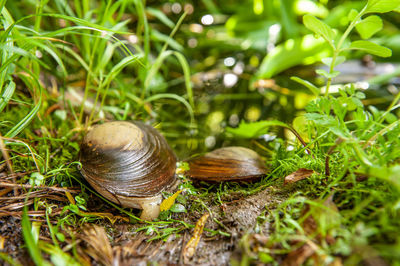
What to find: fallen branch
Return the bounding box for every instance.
[0,182,80,193]
[0,208,63,218]
[0,134,17,196]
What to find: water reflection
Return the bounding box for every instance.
[223,73,238,88]
[171,3,182,14]
[201,14,214,25]
[188,38,198,48]
[224,57,235,67]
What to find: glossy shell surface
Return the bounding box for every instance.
[185,146,268,182]
[79,121,177,208]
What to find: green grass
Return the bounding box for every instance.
[1,0,400,265]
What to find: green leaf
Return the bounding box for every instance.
[226,120,291,139]
[365,0,400,14]
[330,125,350,138]
[170,203,186,213]
[29,172,45,186]
[338,97,357,111]
[256,35,330,79]
[259,252,274,263]
[355,15,383,39]
[355,91,366,99]
[304,113,334,125]
[290,76,320,96]
[349,40,392,57]
[316,69,340,78]
[56,232,65,242]
[303,14,335,47]
[384,112,397,124]
[321,56,346,67]
[351,97,364,109]
[348,9,359,21]
[54,110,67,121]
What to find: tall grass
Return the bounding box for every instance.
[1,0,195,133]
[1,0,196,263]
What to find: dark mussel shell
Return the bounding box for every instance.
[185,146,268,182]
[79,121,177,203]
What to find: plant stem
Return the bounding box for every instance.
[141,11,188,98]
[78,34,100,125]
[324,50,337,97]
[324,6,366,96]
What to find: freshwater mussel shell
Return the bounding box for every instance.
[185,146,268,182]
[79,121,177,200]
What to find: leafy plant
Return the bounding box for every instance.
[231,0,400,264]
[298,0,396,96]
[292,0,400,175]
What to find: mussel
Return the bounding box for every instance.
[79,121,268,220]
[184,146,268,182]
[79,121,177,220]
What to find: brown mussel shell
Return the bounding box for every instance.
[79,121,177,205]
[185,146,268,182]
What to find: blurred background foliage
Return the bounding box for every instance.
[1,0,399,158]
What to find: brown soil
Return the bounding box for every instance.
[0,186,286,265]
[1,216,27,262]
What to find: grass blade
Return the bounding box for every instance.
[0,81,15,112]
[0,252,22,266]
[172,51,195,109]
[22,196,44,265]
[0,0,6,14]
[145,93,195,123]
[291,76,320,96]
[147,7,174,28]
[103,55,141,87]
[5,84,42,138]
